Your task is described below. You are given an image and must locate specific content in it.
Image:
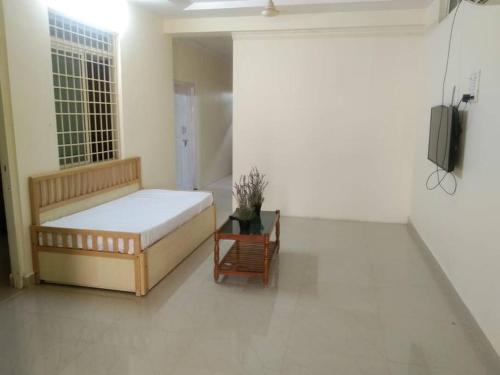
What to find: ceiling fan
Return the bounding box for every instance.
[262,0,279,16]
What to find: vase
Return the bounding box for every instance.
[239,219,251,233]
[254,204,262,217]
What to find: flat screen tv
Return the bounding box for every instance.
[427,105,460,173]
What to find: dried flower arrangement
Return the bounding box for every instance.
[233,175,254,223]
[233,167,269,223]
[248,167,268,216]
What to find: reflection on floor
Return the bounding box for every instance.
[0,175,499,375]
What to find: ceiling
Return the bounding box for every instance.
[129,0,434,18]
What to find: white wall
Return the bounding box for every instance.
[233,31,423,222]
[173,39,232,187]
[0,0,26,287]
[410,2,500,354]
[2,0,60,282]
[1,0,175,281]
[120,4,176,189]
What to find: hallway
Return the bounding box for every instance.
[204,174,232,227]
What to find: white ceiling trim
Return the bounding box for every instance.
[231,24,426,40]
[164,7,433,34]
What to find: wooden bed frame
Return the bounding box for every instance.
[29,157,216,296]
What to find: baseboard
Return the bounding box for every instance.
[22,272,36,288]
[407,219,500,363]
[6,271,24,289]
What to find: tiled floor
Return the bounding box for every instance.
[0,175,499,375]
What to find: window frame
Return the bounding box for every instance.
[48,9,121,169]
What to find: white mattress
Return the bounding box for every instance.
[40,189,213,254]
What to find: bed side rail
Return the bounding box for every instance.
[31,225,141,256]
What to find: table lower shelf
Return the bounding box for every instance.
[217,241,278,276]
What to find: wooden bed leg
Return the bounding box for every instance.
[139,253,148,296]
[30,227,41,285]
[134,256,142,296]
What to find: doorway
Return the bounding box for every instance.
[175,81,196,190]
[172,35,233,191]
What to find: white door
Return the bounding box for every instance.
[174,82,196,190]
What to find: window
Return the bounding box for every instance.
[49,10,119,168]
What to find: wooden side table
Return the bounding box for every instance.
[214,210,280,286]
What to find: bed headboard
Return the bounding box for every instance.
[30,157,142,225]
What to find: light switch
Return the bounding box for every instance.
[469,70,481,103]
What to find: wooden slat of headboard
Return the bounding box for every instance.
[30,157,141,225]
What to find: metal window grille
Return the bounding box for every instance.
[49,10,119,168]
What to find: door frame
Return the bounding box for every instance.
[0,79,24,289]
[174,81,198,190]
[1,0,32,288]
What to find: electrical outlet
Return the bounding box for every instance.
[469,70,481,103]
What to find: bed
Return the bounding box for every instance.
[30,157,216,296]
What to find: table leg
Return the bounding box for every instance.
[214,234,220,282]
[276,211,281,254]
[264,236,270,287]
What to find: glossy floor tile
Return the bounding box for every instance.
[0,175,499,375]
